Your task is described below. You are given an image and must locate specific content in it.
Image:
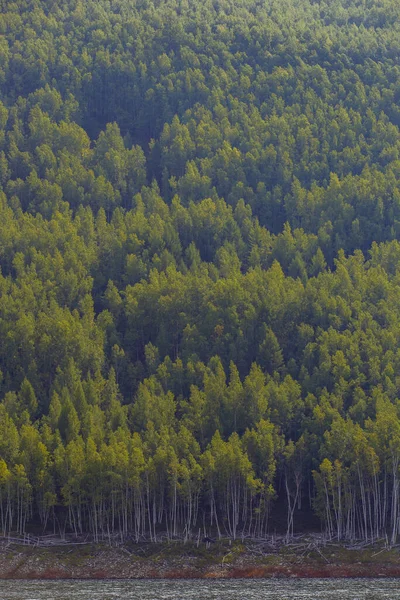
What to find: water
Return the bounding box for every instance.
[0,579,399,600]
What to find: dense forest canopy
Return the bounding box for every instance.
[1,0,400,542]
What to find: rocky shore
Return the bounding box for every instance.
[0,536,399,579]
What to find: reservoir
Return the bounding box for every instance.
[0,578,400,599]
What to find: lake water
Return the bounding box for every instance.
[0,579,400,599]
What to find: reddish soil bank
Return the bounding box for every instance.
[1,540,400,579]
[226,564,400,578]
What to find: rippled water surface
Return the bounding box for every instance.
[0,579,400,600]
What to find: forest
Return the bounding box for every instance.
[1,0,400,544]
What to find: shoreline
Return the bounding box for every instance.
[0,538,399,580]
